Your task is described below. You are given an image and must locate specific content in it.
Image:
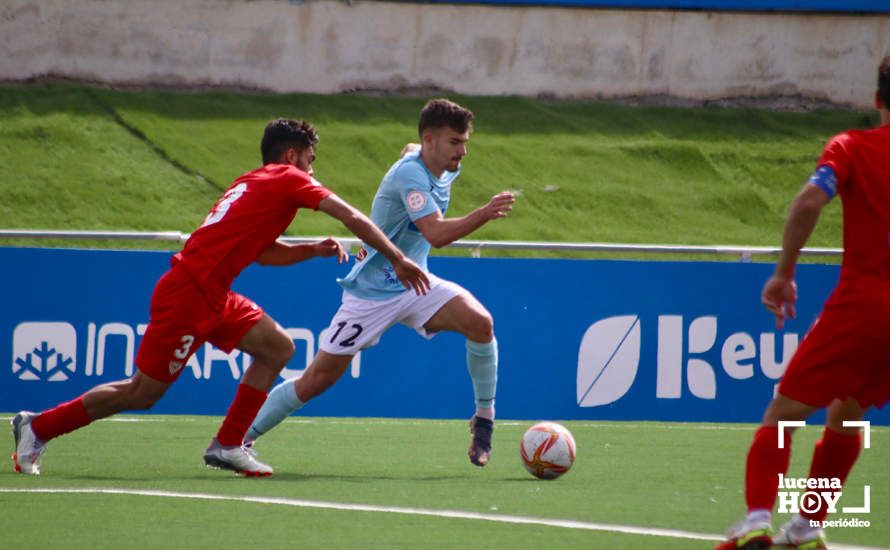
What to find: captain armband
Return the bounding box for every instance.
[808,165,838,199]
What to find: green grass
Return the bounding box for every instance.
[1,416,887,548]
[0,83,874,256]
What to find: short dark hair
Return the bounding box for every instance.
[880,55,890,107]
[261,118,319,165]
[418,99,474,138]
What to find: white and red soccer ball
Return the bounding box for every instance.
[520,421,576,480]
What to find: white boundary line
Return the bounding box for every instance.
[0,487,884,549]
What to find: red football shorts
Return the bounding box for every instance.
[135,266,264,383]
[779,287,890,409]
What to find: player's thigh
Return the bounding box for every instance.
[136,272,208,383]
[232,313,294,366]
[318,293,401,355]
[207,292,290,365]
[422,288,493,341]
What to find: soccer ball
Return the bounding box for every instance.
[520,421,576,480]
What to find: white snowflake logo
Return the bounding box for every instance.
[12,322,77,382]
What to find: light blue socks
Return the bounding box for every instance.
[466,338,498,418]
[246,340,497,443]
[245,377,304,442]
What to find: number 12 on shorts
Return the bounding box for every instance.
[329,322,363,347]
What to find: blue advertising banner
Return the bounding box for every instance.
[2,246,888,424]
[425,0,890,13]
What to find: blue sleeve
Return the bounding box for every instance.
[808,165,838,199]
[395,162,439,222]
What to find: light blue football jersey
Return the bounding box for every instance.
[338,150,459,300]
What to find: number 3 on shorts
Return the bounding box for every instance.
[329,322,363,347]
[173,334,195,360]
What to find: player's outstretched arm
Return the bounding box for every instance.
[317,194,430,295]
[414,191,515,248]
[255,238,348,266]
[762,182,831,328]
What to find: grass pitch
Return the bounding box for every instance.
[1,415,886,549]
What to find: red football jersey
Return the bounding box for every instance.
[173,164,332,307]
[818,125,890,286]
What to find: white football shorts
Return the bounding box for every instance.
[318,274,468,355]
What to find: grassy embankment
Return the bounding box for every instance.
[1,84,873,260]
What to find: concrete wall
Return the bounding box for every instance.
[2,0,888,108]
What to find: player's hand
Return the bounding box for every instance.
[400,143,421,158]
[393,257,431,296]
[314,237,349,264]
[482,191,516,220]
[761,274,797,329]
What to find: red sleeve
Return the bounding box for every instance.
[817,133,852,194]
[284,169,332,210]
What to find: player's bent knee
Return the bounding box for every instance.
[825,398,865,433]
[466,313,494,343]
[760,394,816,427]
[254,333,295,368]
[273,336,296,366]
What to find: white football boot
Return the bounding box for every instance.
[203,438,272,477]
[242,438,259,458]
[773,517,828,549]
[11,411,47,475]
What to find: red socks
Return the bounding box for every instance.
[800,428,862,523]
[745,426,792,512]
[29,383,269,448]
[743,425,863,520]
[215,383,268,447]
[31,397,93,441]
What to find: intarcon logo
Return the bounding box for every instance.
[577,315,799,407]
[10,320,363,383]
